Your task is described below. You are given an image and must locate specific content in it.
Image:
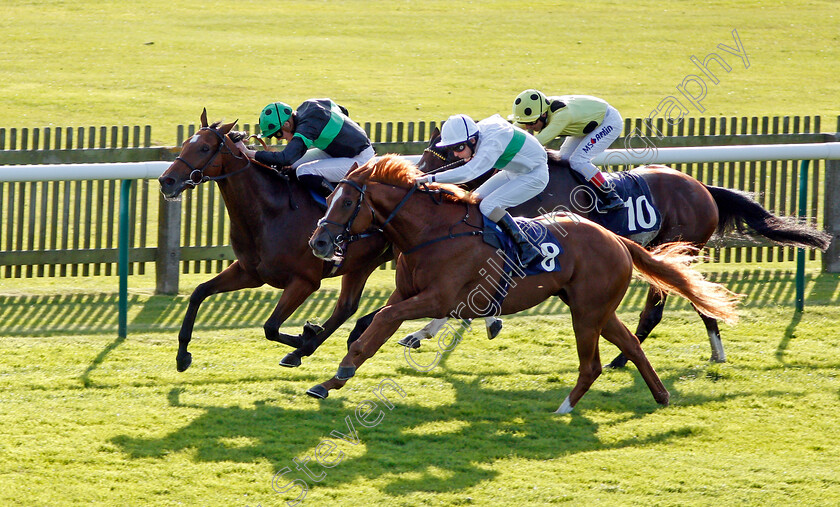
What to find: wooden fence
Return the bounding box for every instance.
[1,115,838,292]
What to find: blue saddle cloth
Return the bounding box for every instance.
[586,172,661,241]
[308,189,328,210]
[482,216,564,276]
[475,215,564,316]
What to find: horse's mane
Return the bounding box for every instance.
[358,154,477,204]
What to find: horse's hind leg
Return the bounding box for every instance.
[556,309,604,414]
[398,318,449,349]
[694,307,725,363]
[177,261,263,372]
[264,277,319,349]
[281,268,376,367]
[347,307,382,348]
[601,313,669,406]
[608,287,667,369]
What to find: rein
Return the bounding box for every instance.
[174,130,302,210]
[320,178,482,257]
[421,148,467,174]
[175,127,251,186]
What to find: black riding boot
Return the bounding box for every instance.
[595,186,624,212]
[298,174,335,198]
[496,211,541,267]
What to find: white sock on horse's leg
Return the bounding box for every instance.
[555,395,574,414]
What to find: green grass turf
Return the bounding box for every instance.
[3,1,840,504]
[1,1,838,146]
[0,267,839,505]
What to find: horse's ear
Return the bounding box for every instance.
[220,120,237,135]
[428,127,441,145]
[349,162,359,173]
[200,108,209,128]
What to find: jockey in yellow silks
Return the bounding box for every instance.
[509,90,623,212]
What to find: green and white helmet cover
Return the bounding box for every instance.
[258,102,293,137]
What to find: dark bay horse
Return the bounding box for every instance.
[398,130,830,367]
[307,156,740,411]
[158,110,393,371]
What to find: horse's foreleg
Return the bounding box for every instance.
[282,269,375,367]
[694,307,725,363]
[601,313,669,406]
[177,261,263,372]
[308,291,440,398]
[264,277,319,349]
[608,287,667,369]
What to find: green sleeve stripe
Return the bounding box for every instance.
[492,130,527,169]
[294,132,314,149]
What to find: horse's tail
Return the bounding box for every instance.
[705,185,831,251]
[618,237,741,324]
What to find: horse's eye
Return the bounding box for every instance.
[343,199,353,208]
[200,145,210,153]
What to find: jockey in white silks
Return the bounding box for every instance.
[414,113,549,267]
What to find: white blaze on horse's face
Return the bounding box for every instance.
[189,134,200,144]
[325,186,345,218]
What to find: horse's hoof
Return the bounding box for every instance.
[554,396,574,414]
[486,318,503,340]
[306,385,329,399]
[272,332,304,349]
[176,352,192,372]
[279,353,302,368]
[336,365,356,380]
[606,355,628,369]
[397,335,422,349]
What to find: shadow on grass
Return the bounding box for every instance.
[110,364,726,500]
[5,270,839,389]
[2,271,838,338]
[776,310,804,363]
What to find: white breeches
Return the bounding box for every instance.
[294,145,375,182]
[474,167,549,217]
[558,105,622,180]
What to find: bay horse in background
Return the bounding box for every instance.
[375,129,830,367]
[307,156,740,411]
[158,109,393,372]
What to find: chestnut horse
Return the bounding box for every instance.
[307,156,740,412]
[158,110,393,372]
[385,130,830,367]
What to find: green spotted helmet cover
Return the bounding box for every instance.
[259,102,293,137]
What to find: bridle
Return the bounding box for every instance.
[317,178,426,256]
[316,178,419,257]
[420,146,468,174]
[174,127,250,187]
[317,177,480,257]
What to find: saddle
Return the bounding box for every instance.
[477,215,565,316]
[568,170,662,246]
